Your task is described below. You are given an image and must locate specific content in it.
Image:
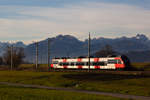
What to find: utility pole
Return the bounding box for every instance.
[11,44,13,70]
[35,42,38,70]
[40,53,43,64]
[48,38,50,70]
[88,32,91,72]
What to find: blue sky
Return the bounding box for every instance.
[0,0,150,44]
[0,0,149,7]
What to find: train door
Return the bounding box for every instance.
[107,59,116,69]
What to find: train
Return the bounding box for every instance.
[50,55,129,70]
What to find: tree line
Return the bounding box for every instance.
[0,46,25,69]
[0,44,117,67]
[0,44,131,70]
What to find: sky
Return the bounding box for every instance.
[0,0,150,44]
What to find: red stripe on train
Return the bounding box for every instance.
[94,58,99,62]
[78,66,83,69]
[94,66,100,69]
[63,66,68,69]
[51,64,53,68]
[63,59,67,62]
[115,57,125,68]
[77,58,82,62]
[115,64,125,68]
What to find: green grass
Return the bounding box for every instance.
[0,64,49,71]
[0,84,129,100]
[131,62,150,71]
[0,71,150,97]
[17,64,49,71]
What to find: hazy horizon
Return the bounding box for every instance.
[0,33,149,45]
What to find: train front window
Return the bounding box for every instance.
[117,60,122,64]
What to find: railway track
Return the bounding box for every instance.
[48,69,150,76]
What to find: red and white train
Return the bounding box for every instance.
[51,56,125,70]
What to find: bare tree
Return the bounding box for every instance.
[3,46,25,69]
[95,44,116,57]
[0,57,3,65]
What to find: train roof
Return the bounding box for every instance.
[53,55,121,59]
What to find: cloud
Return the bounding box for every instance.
[0,2,150,44]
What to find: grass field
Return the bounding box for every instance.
[0,64,49,71]
[0,84,129,100]
[0,71,150,97]
[131,62,150,71]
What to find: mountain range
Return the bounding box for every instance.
[0,34,150,63]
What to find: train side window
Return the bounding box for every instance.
[59,62,69,66]
[59,63,63,66]
[63,63,69,66]
[92,62,106,66]
[53,61,58,64]
[85,62,92,66]
[85,62,106,66]
[108,59,122,64]
[108,60,117,64]
[85,62,88,66]
[76,62,85,66]
[70,62,75,66]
